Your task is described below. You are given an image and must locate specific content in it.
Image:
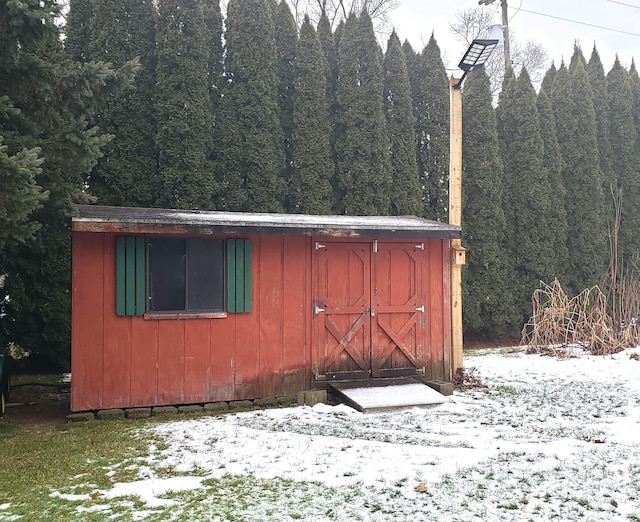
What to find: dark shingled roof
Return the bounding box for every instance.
[73,205,461,239]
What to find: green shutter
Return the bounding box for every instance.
[116,237,146,316]
[227,239,252,313]
[116,237,126,316]
[243,240,252,312]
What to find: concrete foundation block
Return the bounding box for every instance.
[204,402,229,413]
[96,409,125,421]
[228,400,255,411]
[254,396,278,408]
[67,412,95,423]
[125,408,151,419]
[277,396,297,407]
[178,405,204,414]
[297,389,327,407]
[152,406,178,416]
[425,380,454,396]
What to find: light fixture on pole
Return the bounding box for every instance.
[453,27,501,89]
[449,27,500,376]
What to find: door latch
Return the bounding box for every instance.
[370,307,376,317]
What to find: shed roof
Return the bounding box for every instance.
[72,205,461,239]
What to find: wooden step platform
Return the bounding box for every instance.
[328,377,452,413]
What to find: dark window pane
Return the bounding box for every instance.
[188,239,224,312]
[148,238,186,311]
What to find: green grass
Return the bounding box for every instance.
[0,420,152,520]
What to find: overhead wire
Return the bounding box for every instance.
[509,0,524,23]
[512,7,640,37]
[605,0,640,9]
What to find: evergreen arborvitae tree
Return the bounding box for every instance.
[274,0,297,201]
[402,41,420,102]
[629,60,640,134]
[536,87,569,284]
[383,32,421,216]
[587,47,613,198]
[335,11,391,215]
[334,19,345,49]
[289,16,334,214]
[65,0,93,63]
[317,11,339,195]
[629,61,640,263]
[317,13,338,101]
[85,0,158,207]
[417,35,450,221]
[215,0,286,212]
[0,0,135,369]
[540,62,557,93]
[551,62,607,293]
[497,67,557,323]
[568,44,585,73]
[156,0,215,210]
[461,69,516,337]
[204,0,224,111]
[607,58,640,262]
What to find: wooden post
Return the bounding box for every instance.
[449,78,464,377]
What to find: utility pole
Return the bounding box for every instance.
[449,36,499,376]
[449,77,464,375]
[479,0,510,69]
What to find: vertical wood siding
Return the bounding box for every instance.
[71,233,105,411]
[71,233,451,411]
[71,233,313,411]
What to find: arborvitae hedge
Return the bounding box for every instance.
[290,16,334,214]
[383,32,421,216]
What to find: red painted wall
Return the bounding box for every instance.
[71,232,311,411]
[71,233,451,411]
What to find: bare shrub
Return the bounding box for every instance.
[520,279,638,356]
[523,190,640,356]
[453,367,487,390]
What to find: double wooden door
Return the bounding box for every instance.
[313,241,426,380]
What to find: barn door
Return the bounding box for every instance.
[314,243,371,379]
[313,241,425,380]
[371,242,425,377]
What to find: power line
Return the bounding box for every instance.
[606,0,640,9]
[514,7,640,37]
[509,0,524,23]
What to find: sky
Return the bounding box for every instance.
[388,0,640,75]
[39,345,640,520]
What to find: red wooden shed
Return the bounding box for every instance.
[70,205,460,412]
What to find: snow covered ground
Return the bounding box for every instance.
[51,347,640,521]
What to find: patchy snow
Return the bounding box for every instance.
[101,476,207,508]
[337,382,452,410]
[52,347,640,520]
[49,491,92,502]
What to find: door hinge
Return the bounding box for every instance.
[415,305,425,313]
[314,305,326,315]
[373,239,378,253]
[415,243,424,250]
[315,242,326,250]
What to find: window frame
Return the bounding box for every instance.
[146,237,226,315]
[115,235,252,319]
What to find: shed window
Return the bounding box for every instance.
[116,237,252,316]
[149,238,224,313]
